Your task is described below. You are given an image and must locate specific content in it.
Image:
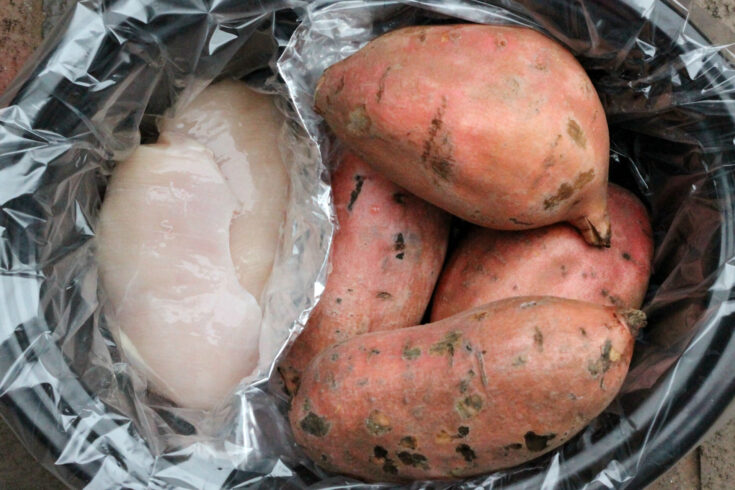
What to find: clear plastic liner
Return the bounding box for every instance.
[0,0,734,488]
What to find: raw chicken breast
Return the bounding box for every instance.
[97,132,262,410]
[160,80,289,301]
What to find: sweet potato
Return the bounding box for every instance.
[432,184,653,321]
[315,24,611,246]
[279,152,450,394]
[290,296,643,482]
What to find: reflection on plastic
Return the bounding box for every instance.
[0,0,734,488]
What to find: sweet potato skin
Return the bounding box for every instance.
[279,152,450,394]
[432,184,653,321]
[315,24,611,246]
[290,297,639,482]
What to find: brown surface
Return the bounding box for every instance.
[0,418,67,489]
[0,0,734,489]
[648,449,701,490]
[700,416,735,490]
[0,0,44,95]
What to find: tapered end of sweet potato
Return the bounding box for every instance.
[277,364,301,397]
[617,309,647,336]
[572,212,611,247]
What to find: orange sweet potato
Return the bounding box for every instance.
[290,296,643,482]
[279,152,450,394]
[432,184,653,321]
[315,24,611,246]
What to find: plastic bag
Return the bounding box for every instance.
[1,0,734,488]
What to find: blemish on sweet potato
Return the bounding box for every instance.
[335,297,342,304]
[475,351,489,388]
[300,412,331,437]
[567,119,587,148]
[512,355,527,367]
[459,379,471,394]
[450,467,470,478]
[369,348,381,356]
[383,459,399,475]
[458,426,470,437]
[347,175,364,211]
[472,311,487,321]
[435,430,453,444]
[397,451,430,469]
[534,327,544,350]
[520,301,537,309]
[366,410,392,436]
[608,294,624,307]
[393,192,406,204]
[399,436,418,450]
[456,444,477,462]
[422,104,445,157]
[335,75,345,95]
[430,331,462,356]
[601,339,612,359]
[609,347,621,362]
[544,183,574,210]
[622,252,632,261]
[402,345,421,360]
[503,77,521,98]
[421,98,455,182]
[587,339,614,377]
[376,291,392,299]
[509,217,533,226]
[374,445,388,460]
[330,352,339,361]
[455,394,483,419]
[324,371,337,390]
[543,169,595,210]
[432,158,454,181]
[346,106,371,136]
[524,431,556,452]
[394,233,406,252]
[376,66,392,102]
[504,443,523,451]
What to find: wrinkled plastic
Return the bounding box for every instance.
[0,0,734,489]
